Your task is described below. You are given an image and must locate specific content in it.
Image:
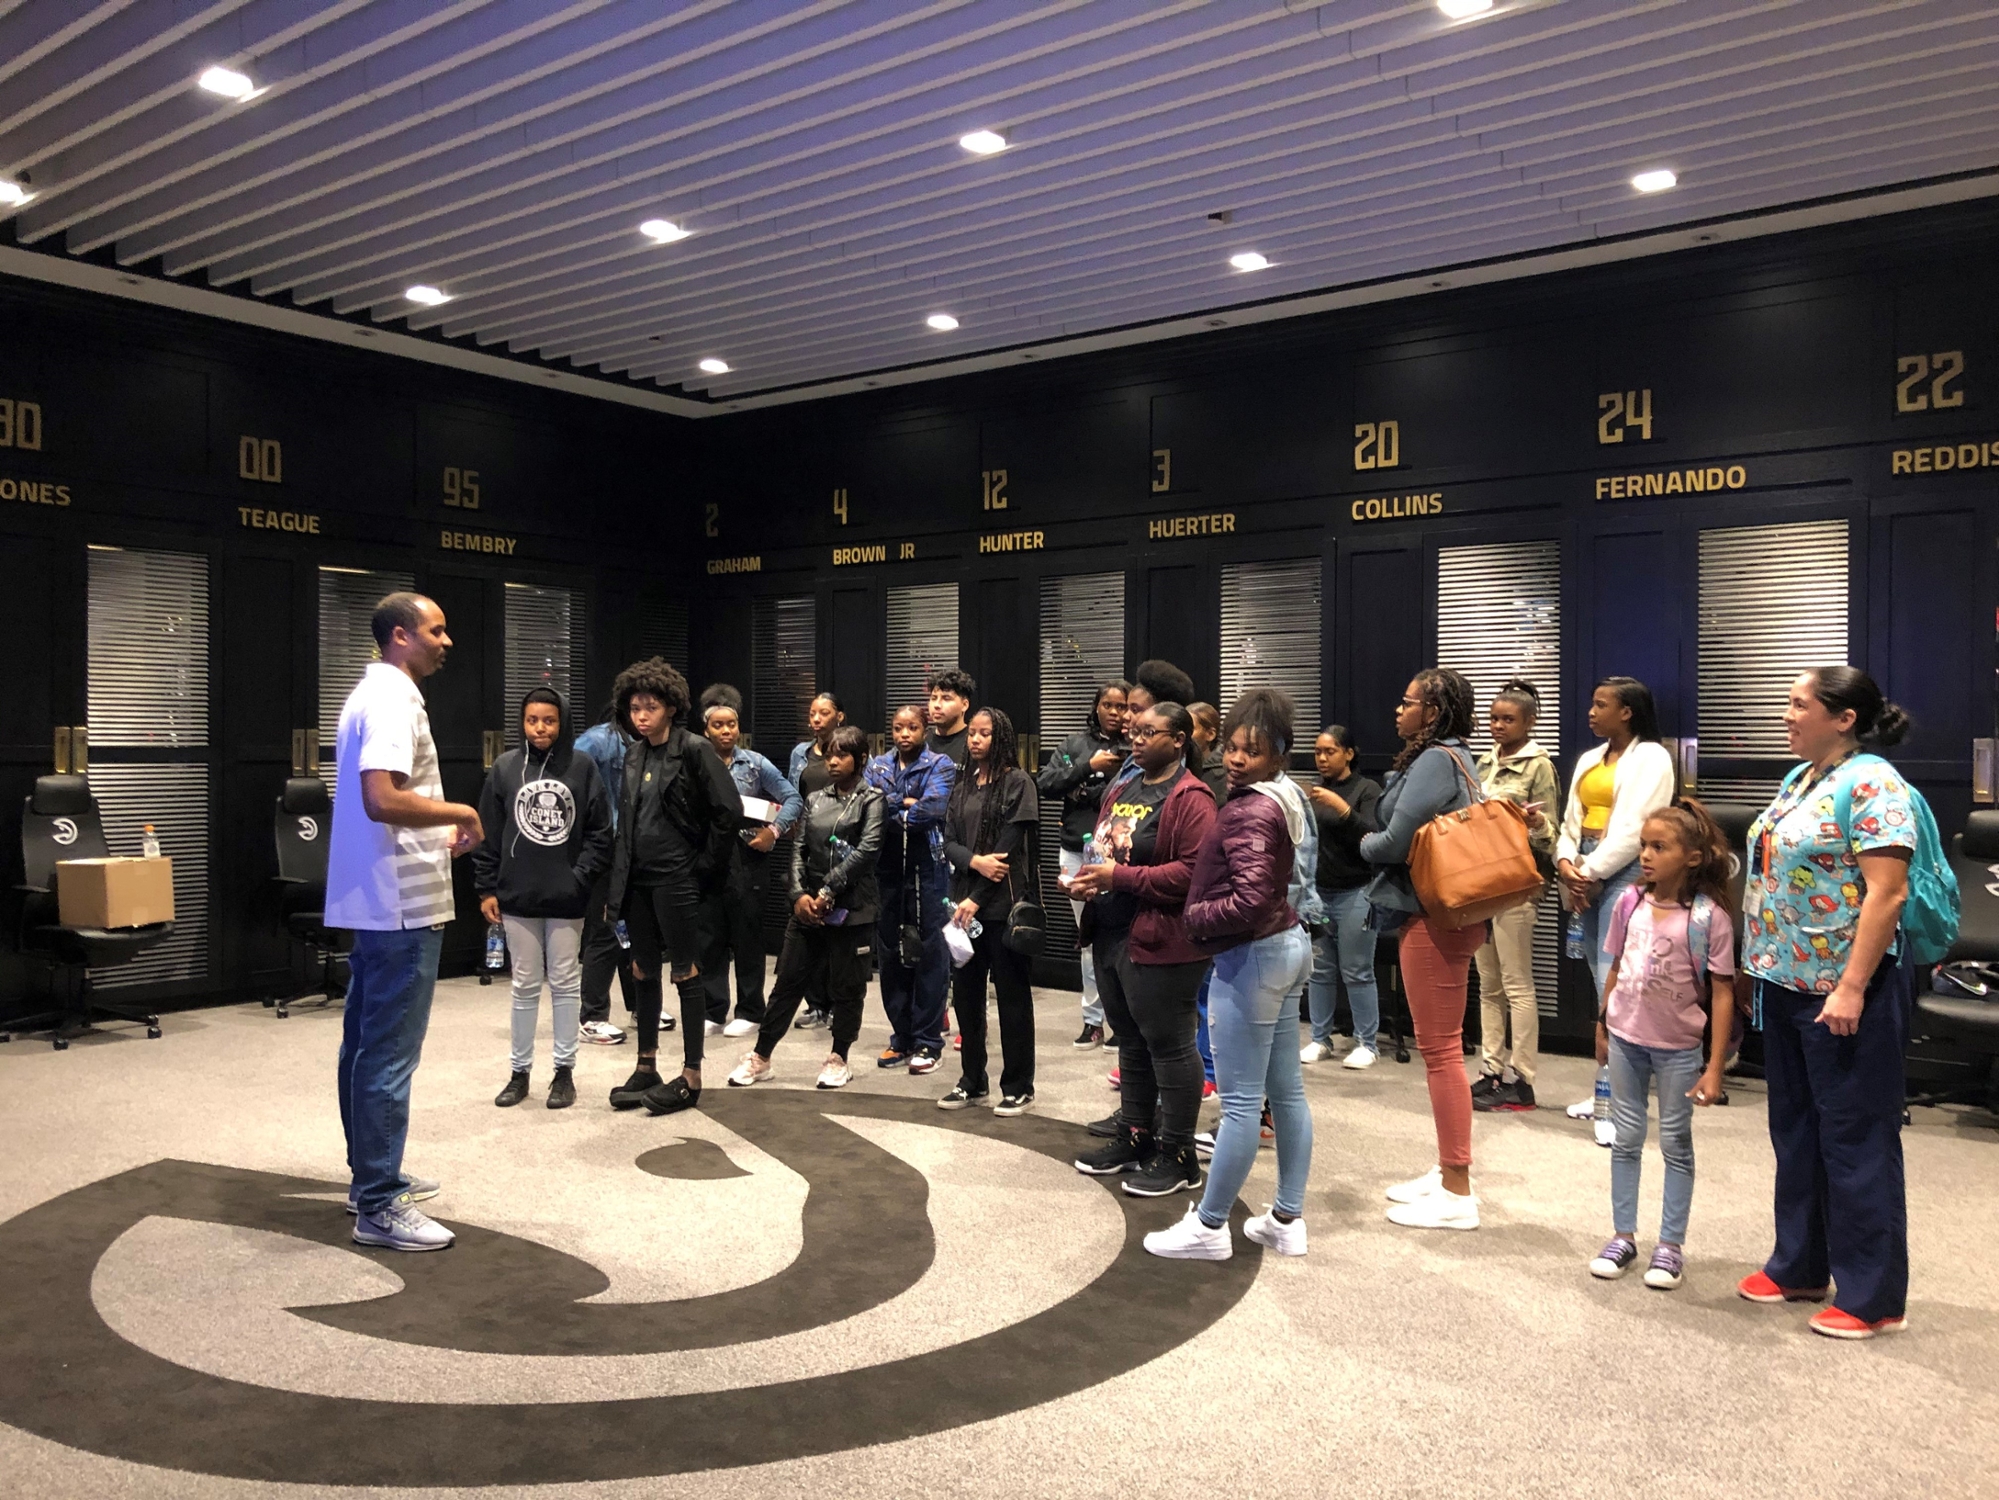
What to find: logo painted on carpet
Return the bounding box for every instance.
[0,1090,1257,1485]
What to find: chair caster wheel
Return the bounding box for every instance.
[53,1036,69,1051]
[261,996,276,1009]
[147,1026,162,1039]
[276,1007,290,1019]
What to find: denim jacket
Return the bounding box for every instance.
[573,720,631,830]
[866,746,955,874]
[721,747,803,836]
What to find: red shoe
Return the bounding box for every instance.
[1809,1307,1908,1340]
[951,1033,962,1051]
[1202,1079,1218,1099]
[1736,1270,1830,1304]
[1107,1067,1121,1090]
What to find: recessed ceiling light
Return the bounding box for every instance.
[959,129,1008,155]
[1229,251,1270,272]
[1632,168,1678,193]
[0,180,29,207]
[926,313,959,331]
[698,357,730,375]
[1437,0,1493,18]
[639,218,690,243]
[198,66,256,99]
[404,284,449,306]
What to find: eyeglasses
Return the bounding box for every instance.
[1398,696,1421,708]
[1128,725,1172,743]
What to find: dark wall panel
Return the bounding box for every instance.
[1339,543,1421,773]
[828,585,877,732]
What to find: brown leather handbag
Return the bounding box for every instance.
[1407,748,1545,930]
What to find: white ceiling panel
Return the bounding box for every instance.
[2,0,1995,408]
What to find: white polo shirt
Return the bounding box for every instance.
[325,662,455,931]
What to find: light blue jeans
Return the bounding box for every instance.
[1198,924,1314,1227]
[503,914,583,1072]
[1574,833,1640,1004]
[1608,1033,1702,1244]
[339,925,444,1216]
[1305,885,1378,1049]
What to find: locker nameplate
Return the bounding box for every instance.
[1594,465,1746,500]
[1890,441,1998,475]
[978,530,1043,553]
[440,528,518,554]
[1351,493,1441,521]
[1148,511,1234,539]
[707,555,763,574]
[1,476,70,506]
[238,506,320,534]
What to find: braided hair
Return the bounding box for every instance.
[1390,667,1476,773]
[947,707,1020,855]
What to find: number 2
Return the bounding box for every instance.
[1897,351,1966,413]
[703,502,719,538]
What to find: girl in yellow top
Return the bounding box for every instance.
[1554,677,1679,1133]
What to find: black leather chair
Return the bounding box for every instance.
[7,774,173,1048]
[1908,811,1999,1113]
[266,776,346,1019]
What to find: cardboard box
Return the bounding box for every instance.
[56,857,175,929]
[740,795,780,824]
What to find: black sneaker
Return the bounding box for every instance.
[1086,1110,1126,1138]
[609,1068,662,1110]
[495,1070,529,1108]
[992,1092,1036,1117]
[1074,1126,1153,1175]
[1476,1078,1538,1113]
[937,1083,989,1111]
[1124,1146,1202,1197]
[1073,1023,1105,1049]
[1470,1071,1505,1100]
[545,1066,575,1110]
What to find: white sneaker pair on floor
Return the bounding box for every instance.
[1144,1205,1309,1260]
[1383,1166,1479,1230]
[722,1017,758,1037]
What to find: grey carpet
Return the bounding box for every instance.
[0,977,1992,1497]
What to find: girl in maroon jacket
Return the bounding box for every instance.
[1147,688,1317,1262]
[1065,703,1218,1197]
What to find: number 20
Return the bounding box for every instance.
[1353,420,1399,470]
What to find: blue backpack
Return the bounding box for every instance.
[1833,754,1961,967]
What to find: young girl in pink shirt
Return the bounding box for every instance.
[1588,800,1736,1290]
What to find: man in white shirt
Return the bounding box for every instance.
[327,593,483,1252]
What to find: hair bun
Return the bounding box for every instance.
[1497,677,1539,701]
[1868,701,1912,748]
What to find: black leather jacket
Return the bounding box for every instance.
[606,725,743,912]
[790,781,887,926]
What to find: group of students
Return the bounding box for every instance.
[473,646,1930,1337]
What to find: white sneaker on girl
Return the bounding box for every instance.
[1385,1166,1443,1204]
[1386,1188,1479,1230]
[1244,1207,1307,1257]
[1143,1205,1233,1261]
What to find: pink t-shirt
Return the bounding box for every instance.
[1604,888,1735,1052]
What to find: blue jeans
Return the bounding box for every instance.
[339,926,443,1216]
[1575,834,1640,1003]
[1195,968,1214,1084]
[1198,925,1314,1227]
[1060,846,1103,1026]
[1607,1033,1702,1243]
[1306,885,1378,1049]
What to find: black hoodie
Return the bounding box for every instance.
[472,689,615,919]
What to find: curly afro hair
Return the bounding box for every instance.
[612,656,691,734]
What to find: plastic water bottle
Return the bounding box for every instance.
[484,923,506,971]
[1565,909,1586,959]
[141,824,161,859]
[614,919,631,949]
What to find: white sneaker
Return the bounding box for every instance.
[1566,1096,1598,1120]
[1386,1188,1480,1230]
[722,1017,757,1037]
[1244,1206,1308,1257]
[1193,1130,1215,1161]
[1143,1205,1233,1261]
[1385,1166,1443,1204]
[1300,1040,1334,1065]
[704,1020,723,1037]
[1594,1117,1616,1148]
[815,1057,852,1090]
[727,1053,769,1087]
[579,1020,625,1045]
[352,1193,454,1252]
[1342,1045,1377,1070]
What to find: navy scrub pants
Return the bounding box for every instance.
[1757,950,1914,1324]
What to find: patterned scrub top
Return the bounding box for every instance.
[1742,753,1918,994]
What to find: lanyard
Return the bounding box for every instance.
[1754,748,1860,880]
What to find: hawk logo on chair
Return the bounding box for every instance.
[51,817,79,846]
[514,779,576,847]
[295,816,319,842]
